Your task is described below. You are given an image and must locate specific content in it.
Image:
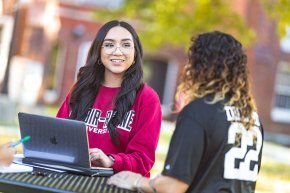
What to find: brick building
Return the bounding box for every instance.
[244,1,290,140]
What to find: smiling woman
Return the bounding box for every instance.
[100,26,135,86]
[56,20,162,177]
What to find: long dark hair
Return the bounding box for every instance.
[69,20,144,142]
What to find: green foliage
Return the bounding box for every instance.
[262,0,290,38]
[94,0,255,49]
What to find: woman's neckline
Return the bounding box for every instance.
[100,84,121,89]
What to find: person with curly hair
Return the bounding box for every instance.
[57,20,162,176]
[107,31,264,193]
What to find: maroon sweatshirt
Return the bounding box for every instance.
[56,84,162,177]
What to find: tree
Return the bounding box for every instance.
[262,0,290,38]
[95,0,255,50]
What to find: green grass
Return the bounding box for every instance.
[43,105,59,116]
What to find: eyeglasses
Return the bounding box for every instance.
[101,42,134,55]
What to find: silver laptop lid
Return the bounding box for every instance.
[18,112,90,168]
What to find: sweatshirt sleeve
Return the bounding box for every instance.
[110,90,162,177]
[56,94,71,118]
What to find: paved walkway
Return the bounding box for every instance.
[262,142,290,165]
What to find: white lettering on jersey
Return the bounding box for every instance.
[85,108,135,133]
[87,124,109,134]
[224,106,263,182]
[224,106,261,126]
[104,110,114,129]
[119,110,135,131]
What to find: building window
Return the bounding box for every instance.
[271,61,290,123]
[143,58,168,102]
[75,41,91,80]
[143,57,179,117]
[47,43,60,90]
[43,43,64,104]
[27,26,44,56]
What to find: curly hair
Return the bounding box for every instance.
[176,31,257,129]
[69,20,143,143]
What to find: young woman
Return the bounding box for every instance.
[108,31,264,193]
[57,20,162,177]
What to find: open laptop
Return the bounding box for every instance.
[18,112,114,176]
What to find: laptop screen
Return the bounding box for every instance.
[18,112,90,168]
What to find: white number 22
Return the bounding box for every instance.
[224,122,263,182]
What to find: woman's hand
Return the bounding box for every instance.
[0,143,16,166]
[108,171,190,193]
[107,171,144,190]
[89,148,114,168]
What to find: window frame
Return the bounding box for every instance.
[271,61,290,124]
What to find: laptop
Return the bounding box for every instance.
[18,112,114,176]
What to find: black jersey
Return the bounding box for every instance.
[162,97,264,193]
